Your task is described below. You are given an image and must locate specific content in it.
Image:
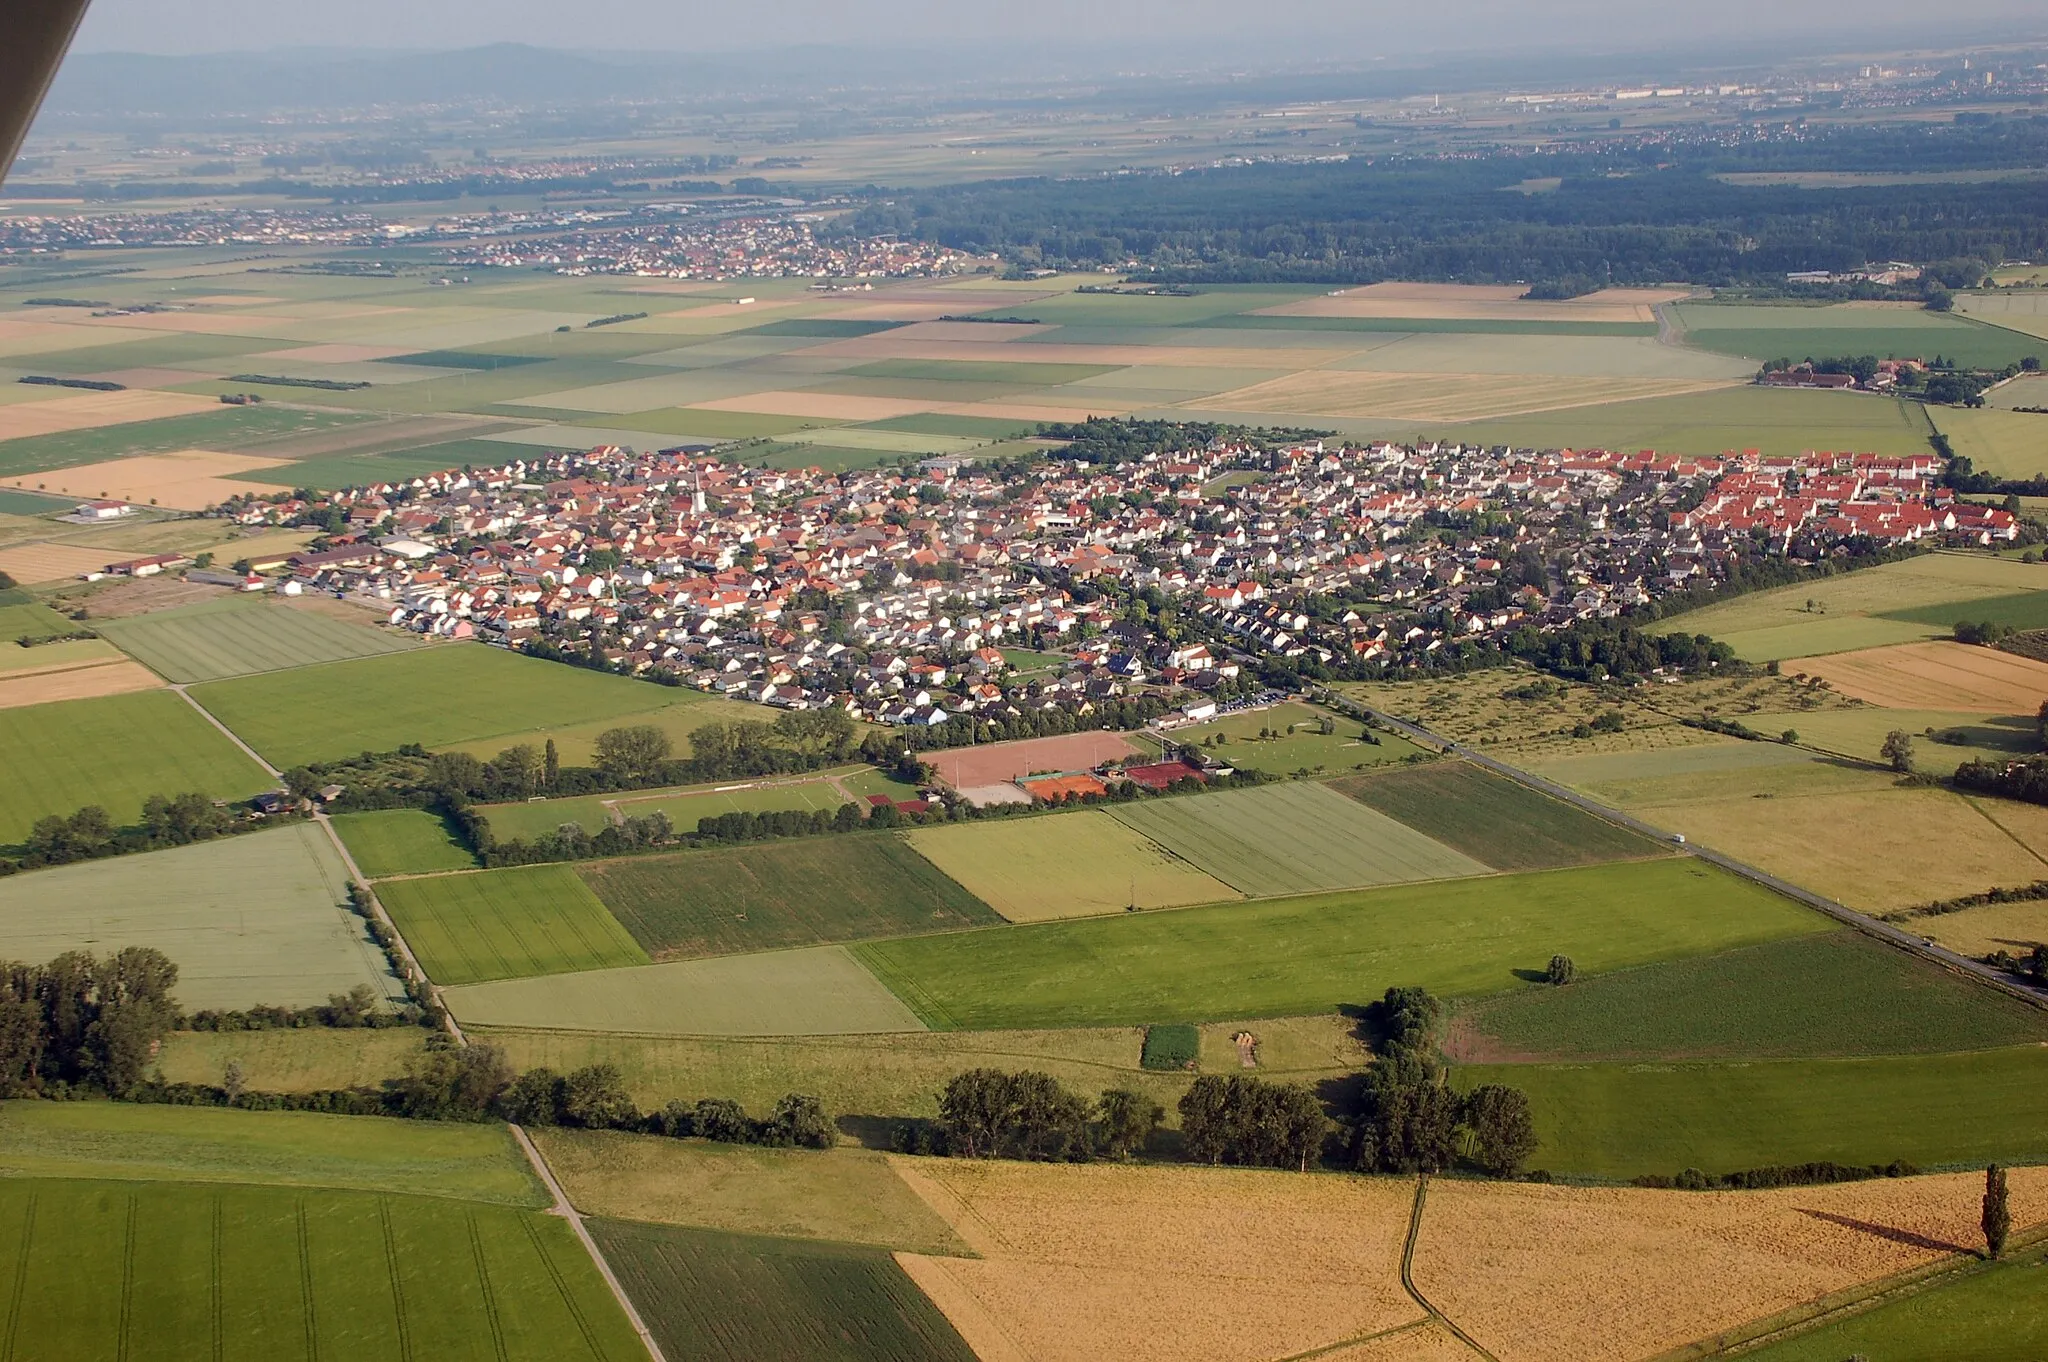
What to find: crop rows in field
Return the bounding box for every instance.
[377,864,649,985]
[905,812,1240,921]
[96,598,416,683]
[330,808,481,877]
[1331,760,1662,872]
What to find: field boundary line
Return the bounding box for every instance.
[1398,1175,1501,1362]
[1959,795,2048,873]
[1,1187,33,1362]
[378,1197,414,1362]
[508,1123,667,1362]
[465,1211,512,1362]
[1273,1317,1438,1362]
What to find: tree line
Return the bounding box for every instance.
[0,790,291,876]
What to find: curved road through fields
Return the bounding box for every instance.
[1338,695,2048,1010]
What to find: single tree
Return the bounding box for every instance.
[1985,1163,2012,1259]
[221,1058,246,1104]
[543,738,560,789]
[498,1067,567,1126]
[1881,729,1915,774]
[1546,955,1576,986]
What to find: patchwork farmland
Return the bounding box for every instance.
[1331,760,1663,871]
[376,863,649,985]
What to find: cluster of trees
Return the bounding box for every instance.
[469,808,676,869]
[1953,756,2048,805]
[1,791,273,875]
[1351,987,1536,1177]
[1954,619,2019,646]
[1505,621,1735,683]
[1179,1075,1329,1172]
[186,984,421,1033]
[1985,944,2048,986]
[0,948,183,1097]
[920,1068,1165,1162]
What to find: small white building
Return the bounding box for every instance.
[75,500,133,521]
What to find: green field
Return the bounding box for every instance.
[157,1027,429,1093]
[1330,760,1663,871]
[377,864,648,985]
[331,808,481,877]
[855,857,1823,1030]
[594,1220,976,1362]
[579,835,999,960]
[1883,590,2048,630]
[440,690,773,767]
[190,645,694,767]
[443,945,928,1036]
[1197,313,1659,336]
[1739,1249,2048,1362]
[0,822,404,1009]
[0,1178,643,1361]
[0,1100,542,1204]
[904,811,1241,921]
[1674,302,2046,368]
[846,357,1123,385]
[1171,701,1422,774]
[0,406,373,478]
[0,487,71,515]
[96,597,418,682]
[1423,384,1938,459]
[1456,1045,2048,1179]
[1749,707,2037,773]
[0,688,272,846]
[0,598,74,640]
[1106,781,1489,897]
[1449,932,2048,1062]
[0,636,122,671]
[1930,405,2048,480]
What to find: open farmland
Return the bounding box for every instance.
[593,1220,977,1362]
[0,688,272,847]
[1171,700,1422,774]
[534,1132,969,1255]
[1453,1045,2048,1178]
[0,824,402,1009]
[1739,1248,2048,1362]
[94,596,416,682]
[1884,589,2048,632]
[1930,404,2048,480]
[156,1027,430,1094]
[1910,897,2048,960]
[904,812,1240,920]
[1106,781,1489,897]
[1407,1168,2048,1362]
[854,857,1823,1030]
[1187,369,1731,421]
[0,597,73,640]
[329,808,480,877]
[1445,931,2048,1062]
[439,690,773,766]
[443,944,928,1036]
[891,1158,1424,1362]
[1671,300,2047,369]
[0,653,162,708]
[1781,639,2048,712]
[482,773,865,842]
[189,644,694,767]
[579,835,998,959]
[1330,761,1662,871]
[375,864,648,985]
[1751,705,2038,772]
[0,1100,542,1206]
[0,1178,644,1362]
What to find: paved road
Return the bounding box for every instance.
[511,1123,669,1362]
[1343,697,2048,1009]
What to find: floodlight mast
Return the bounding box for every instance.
[0,0,92,181]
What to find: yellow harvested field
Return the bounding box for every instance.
[1409,1168,2048,1362]
[795,335,1349,370]
[1254,283,1687,324]
[1,450,295,511]
[251,343,418,364]
[0,543,121,583]
[0,659,162,708]
[1316,1324,1485,1362]
[0,320,161,357]
[688,390,936,421]
[181,295,287,307]
[1786,641,2048,712]
[937,400,1138,422]
[1915,896,2048,957]
[891,1159,1424,1362]
[1189,370,1732,421]
[0,389,220,441]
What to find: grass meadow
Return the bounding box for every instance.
[1105,781,1489,897]
[1739,1247,2048,1362]
[191,644,692,767]
[1329,760,1663,871]
[0,405,370,479]
[1171,700,1423,774]
[95,597,417,683]
[330,808,481,877]
[376,864,648,985]
[0,598,73,640]
[1446,931,2048,1062]
[1457,1045,2048,1179]
[579,835,999,960]
[592,1219,978,1362]
[855,857,1824,1030]
[0,688,272,847]
[904,812,1241,921]
[156,1028,430,1094]
[0,1178,643,1362]
[1931,405,2048,481]
[0,823,402,1009]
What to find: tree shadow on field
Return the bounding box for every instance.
[1509,968,1550,984]
[1797,1209,1972,1255]
[837,1114,901,1150]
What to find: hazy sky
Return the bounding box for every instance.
[69,0,2048,57]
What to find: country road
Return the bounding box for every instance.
[1345,698,2048,1009]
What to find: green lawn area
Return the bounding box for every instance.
[0,688,274,848]
[0,1100,541,1205]
[330,808,480,877]
[95,596,418,683]
[0,1178,643,1362]
[1330,760,1664,871]
[190,644,690,768]
[592,1220,977,1362]
[1106,781,1489,898]
[1173,701,1424,775]
[579,834,999,960]
[1882,590,2048,630]
[1739,1248,2048,1362]
[377,864,649,985]
[1448,931,2048,1062]
[1455,1045,2048,1179]
[854,857,1825,1030]
[0,598,74,640]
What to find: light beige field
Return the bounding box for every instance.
[74,308,305,336]
[796,335,1350,370]
[0,543,119,583]
[939,399,1137,422]
[0,389,220,441]
[0,658,162,708]
[0,638,123,673]
[1786,641,2048,712]
[893,1159,1425,1362]
[251,343,417,364]
[1189,370,1732,422]
[659,299,808,320]
[1,450,295,510]
[0,320,161,357]
[688,390,936,420]
[1911,896,2048,955]
[868,321,1060,343]
[1409,1168,2048,1362]
[1254,283,1686,324]
[1315,1324,1485,1362]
